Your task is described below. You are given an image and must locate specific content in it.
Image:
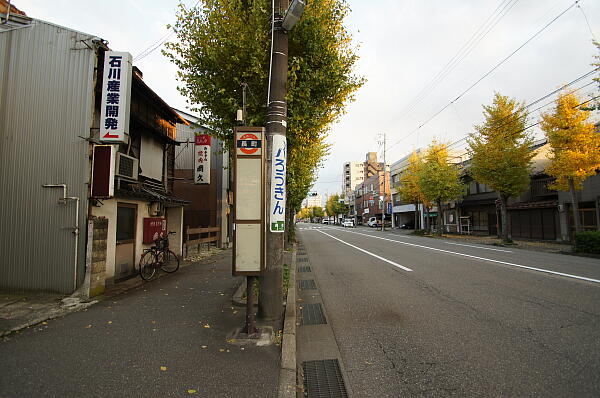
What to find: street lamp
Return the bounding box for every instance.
[282,0,306,31]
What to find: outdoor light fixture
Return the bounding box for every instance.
[282,0,306,31]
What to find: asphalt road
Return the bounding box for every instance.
[297,224,600,397]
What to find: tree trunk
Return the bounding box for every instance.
[568,177,581,234]
[425,206,430,233]
[499,194,512,243]
[414,201,419,230]
[284,202,294,250]
[436,200,443,236]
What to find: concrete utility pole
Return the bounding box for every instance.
[379,133,386,231]
[259,0,289,321]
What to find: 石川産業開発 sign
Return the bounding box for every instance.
[99,51,132,144]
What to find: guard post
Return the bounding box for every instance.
[232,126,265,336]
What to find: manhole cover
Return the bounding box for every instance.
[299,279,317,290]
[302,359,348,398]
[299,303,327,325]
[298,266,312,273]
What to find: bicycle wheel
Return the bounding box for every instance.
[159,250,180,273]
[139,251,157,281]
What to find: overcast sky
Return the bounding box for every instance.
[16,0,600,200]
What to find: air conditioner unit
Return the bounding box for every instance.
[115,152,139,180]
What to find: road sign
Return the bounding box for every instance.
[236,132,262,156]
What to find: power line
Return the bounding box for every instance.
[399,0,519,119]
[133,0,202,62]
[577,1,597,41]
[387,0,580,154]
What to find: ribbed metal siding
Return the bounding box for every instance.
[174,123,208,170]
[0,21,96,293]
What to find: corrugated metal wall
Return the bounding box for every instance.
[0,20,96,293]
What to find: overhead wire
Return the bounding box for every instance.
[133,0,202,62]
[399,0,519,119]
[386,0,582,154]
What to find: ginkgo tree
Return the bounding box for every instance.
[541,91,600,233]
[468,93,534,243]
[164,0,363,245]
[396,150,429,230]
[418,141,465,236]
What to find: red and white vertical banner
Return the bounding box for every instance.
[99,51,132,144]
[194,134,211,184]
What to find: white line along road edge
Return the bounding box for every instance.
[333,229,600,284]
[317,230,413,272]
[444,241,512,253]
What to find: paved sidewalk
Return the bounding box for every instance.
[0,249,281,398]
[380,227,572,254]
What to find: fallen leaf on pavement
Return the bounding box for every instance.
[85,325,92,328]
[187,389,197,394]
[219,348,225,352]
[201,345,207,349]
[41,322,48,325]
[160,366,167,371]
[203,324,211,328]
[107,321,113,324]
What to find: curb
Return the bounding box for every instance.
[278,243,297,398]
[0,299,97,338]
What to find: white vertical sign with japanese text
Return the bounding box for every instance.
[194,134,211,184]
[269,135,287,232]
[99,51,132,144]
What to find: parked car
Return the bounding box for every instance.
[342,219,354,228]
[367,217,380,228]
[322,218,329,224]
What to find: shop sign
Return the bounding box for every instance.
[269,135,286,232]
[143,217,166,244]
[99,51,132,144]
[194,134,211,184]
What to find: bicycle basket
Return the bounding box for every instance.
[155,238,166,250]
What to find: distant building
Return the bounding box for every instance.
[342,161,364,195]
[304,193,322,209]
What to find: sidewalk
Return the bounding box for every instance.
[0,248,282,398]
[382,227,572,254]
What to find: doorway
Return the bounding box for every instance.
[115,203,137,282]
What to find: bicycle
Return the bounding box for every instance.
[139,231,180,281]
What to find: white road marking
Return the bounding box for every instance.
[334,229,600,284]
[444,241,512,253]
[316,230,413,272]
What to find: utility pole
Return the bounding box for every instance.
[259,0,289,321]
[379,133,386,231]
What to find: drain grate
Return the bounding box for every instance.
[298,257,309,262]
[299,303,327,325]
[299,279,317,290]
[298,266,312,273]
[302,359,348,398]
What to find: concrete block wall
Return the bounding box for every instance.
[90,218,108,297]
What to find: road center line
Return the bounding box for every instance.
[333,229,600,284]
[316,230,413,272]
[444,241,512,253]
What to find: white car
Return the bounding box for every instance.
[342,219,354,228]
[367,217,380,228]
